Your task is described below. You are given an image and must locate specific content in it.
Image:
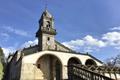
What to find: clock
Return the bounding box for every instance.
[47,41,51,46]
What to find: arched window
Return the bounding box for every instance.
[85,59,97,66]
[46,21,51,30]
[68,57,82,66]
[68,57,81,80]
[47,37,50,41]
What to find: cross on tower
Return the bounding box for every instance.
[45,0,48,10]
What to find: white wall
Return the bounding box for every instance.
[21,51,103,79]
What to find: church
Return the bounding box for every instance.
[5,10,120,80]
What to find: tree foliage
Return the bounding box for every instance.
[0,47,5,80]
[0,47,5,64]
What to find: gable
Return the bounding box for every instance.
[55,41,75,53]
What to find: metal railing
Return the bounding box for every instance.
[68,64,114,80]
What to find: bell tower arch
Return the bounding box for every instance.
[36,10,57,51]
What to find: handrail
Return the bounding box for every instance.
[68,64,114,80]
[75,64,120,74]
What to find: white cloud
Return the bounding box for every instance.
[115,47,120,50]
[62,31,120,53]
[3,26,30,37]
[20,39,38,49]
[63,30,120,52]
[62,26,120,52]
[0,32,9,38]
[2,47,16,57]
[110,26,120,31]
[2,39,38,57]
[62,35,106,52]
[102,32,120,46]
[83,47,95,53]
[0,32,10,41]
[62,39,84,49]
[83,35,106,47]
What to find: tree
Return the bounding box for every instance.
[105,54,120,67]
[0,47,5,80]
[0,47,5,64]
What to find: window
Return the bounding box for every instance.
[46,21,51,30]
[47,37,50,41]
[37,64,40,68]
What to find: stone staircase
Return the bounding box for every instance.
[68,64,120,80]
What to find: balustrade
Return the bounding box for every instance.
[68,64,117,80]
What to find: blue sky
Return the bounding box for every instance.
[0,0,120,61]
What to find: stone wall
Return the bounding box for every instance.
[55,41,71,52]
[21,55,62,80]
[7,53,22,80]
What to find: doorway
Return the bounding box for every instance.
[37,54,62,80]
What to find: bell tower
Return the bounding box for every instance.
[36,10,57,51]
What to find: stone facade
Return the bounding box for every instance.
[5,10,105,80]
[36,10,57,51]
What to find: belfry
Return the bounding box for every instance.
[36,10,57,51]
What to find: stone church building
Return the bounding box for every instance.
[5,10,111,80]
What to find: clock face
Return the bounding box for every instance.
[47,41,51,46]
